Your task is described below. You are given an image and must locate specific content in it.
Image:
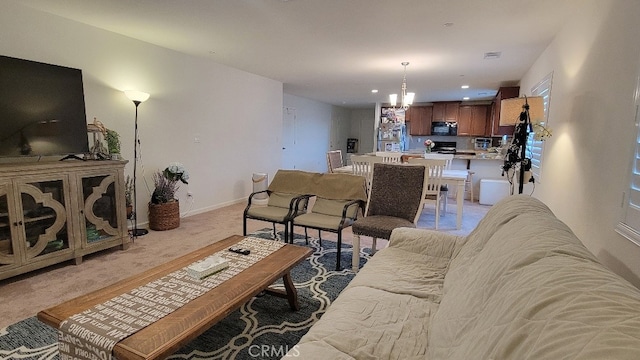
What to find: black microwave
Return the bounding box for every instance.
[431,121,457,136]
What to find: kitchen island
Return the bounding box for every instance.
[401,151,506,202]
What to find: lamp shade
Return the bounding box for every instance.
[124,90,150,103]
[389,94,398,107]
[500,96,544,125]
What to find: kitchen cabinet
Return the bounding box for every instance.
[408,106,433,135]
[0,160,129,280]
[458,105,490,136]
[491,86,519,136]
[433,102,460,122]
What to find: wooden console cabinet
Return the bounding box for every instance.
[0,160,130,280]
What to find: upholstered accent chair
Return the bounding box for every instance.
[243,170,313,241]
[351,163,427,270]
[290,173,367,270]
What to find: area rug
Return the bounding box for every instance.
[0,229,370,360]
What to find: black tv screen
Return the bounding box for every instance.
[0,55,89,158]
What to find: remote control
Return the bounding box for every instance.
[229,247,250,255]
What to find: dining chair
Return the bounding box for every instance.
[407,158,447,229]
[326,150,343,173]
[350,154,382,193]
[422,153,453,212]
[351,163,427,271]
[374,151,403,163]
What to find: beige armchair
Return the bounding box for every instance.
[290,173,367,270]
[243,170,313,241]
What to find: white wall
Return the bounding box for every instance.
[520,0,640,286]
[0,2,284,224]
[283,93,351,172]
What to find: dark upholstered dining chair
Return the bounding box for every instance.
[351,162,427,271]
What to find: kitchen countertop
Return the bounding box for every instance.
[401,151,503,161]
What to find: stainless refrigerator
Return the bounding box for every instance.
[377,122,407,152]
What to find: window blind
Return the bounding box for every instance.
[527,73,553,182]
[616,101,640,246]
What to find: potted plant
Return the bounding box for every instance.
[124,175,134,219]
[105,129,121,160]
[148,163,189,231]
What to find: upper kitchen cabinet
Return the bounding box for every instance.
[458,105,490,136]
[491,86,519,136]
[407,106,433,136]
[433,102,460,122]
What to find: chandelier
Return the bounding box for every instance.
[389,62,415,109]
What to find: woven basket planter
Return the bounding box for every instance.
[148,200,180,231]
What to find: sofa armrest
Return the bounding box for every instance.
[388,227,463,259]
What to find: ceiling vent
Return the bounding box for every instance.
[484,52,502,59]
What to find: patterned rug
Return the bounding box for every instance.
[0,229,369,360]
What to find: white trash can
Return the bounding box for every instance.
[479,178,510,205]
[252,173,269,206]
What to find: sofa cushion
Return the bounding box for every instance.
[295,286,435,359]
[428,195,640,359]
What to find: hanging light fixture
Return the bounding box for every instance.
[389,62,415,109]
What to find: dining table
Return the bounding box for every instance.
[333,165,468,230]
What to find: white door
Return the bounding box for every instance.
[282,107,297,169]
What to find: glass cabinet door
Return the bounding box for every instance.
[82,174,120,245]
[19,179,70,260]
[0,181,18,269]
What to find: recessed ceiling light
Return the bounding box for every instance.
[371,89,378,93]
[463,97,470,100]
[461,85,469,89]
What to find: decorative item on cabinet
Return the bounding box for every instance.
[104,129,121,160]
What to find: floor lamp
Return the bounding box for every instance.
[124,90,150,239]
[499,96,544,194]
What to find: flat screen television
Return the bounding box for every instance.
[0,55,89,159]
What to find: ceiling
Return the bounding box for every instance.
[17,0,577,108]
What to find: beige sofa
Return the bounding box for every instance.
[288,195,640,359]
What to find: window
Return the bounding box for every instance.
[527,72,553,182]
[616,84,640,246]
